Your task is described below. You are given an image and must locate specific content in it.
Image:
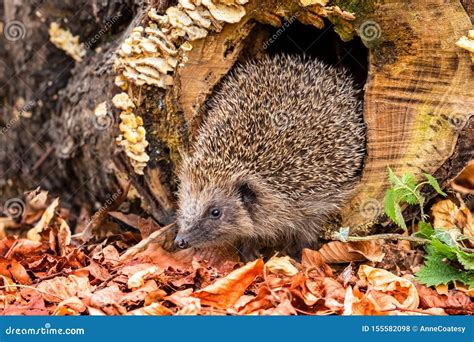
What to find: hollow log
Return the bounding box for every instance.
[0,0,472,240]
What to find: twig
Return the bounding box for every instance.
[119,223,175,260]
[343,234,430,244]
[342,233,474,253]
[0,284,64,301]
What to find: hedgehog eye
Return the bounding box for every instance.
[209,208,221,219]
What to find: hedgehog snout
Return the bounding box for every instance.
[174,234,189,249]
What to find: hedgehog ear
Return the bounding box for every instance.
[235,180,257,211]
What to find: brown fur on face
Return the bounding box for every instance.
[175,54,366,256]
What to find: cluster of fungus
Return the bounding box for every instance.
[112,93,150,175]
[456,30,474,63]
[114,0,249,90]
[48,22,86,62]
[113,0,249,174]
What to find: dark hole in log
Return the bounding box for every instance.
[264,20,368,90]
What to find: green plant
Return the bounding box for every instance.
[383,168,474,289]
[383,167,446,230]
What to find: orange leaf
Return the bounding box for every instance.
[128,302,173,315]
[319,241,385,264]
[301,249,333,277]
[193,259,264,309]
[9,260,31,285]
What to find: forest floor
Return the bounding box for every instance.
[0,162,473,316]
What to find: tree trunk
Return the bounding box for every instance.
[1,0,472,239]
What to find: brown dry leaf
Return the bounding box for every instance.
[9,259,32,285]
[3,295,49,315]
[128,302,173,315]
[108,211,162,238]
[431,199,459,229]
[453,281,474,297]
[431,198,474,243]
[355,265,419,314]
[53,296,87,315]
[27,198,60,241]
[417,285,474,314]
[57,217,72,254]
[266,256,299,276]
[36,275,92,303]
[8,239,44,259]
[88,283,127,315]
[322,277,345,311]
[319,241,385,263]
[127,265,160,289]
[301,248,333,277]
[450,160,474,194]
[165,288,201,308]
[120,280,158,307]
[238,286,275,314]
[23,189,50,225]
[258,299,297,315]
[144,289,168,306]
[456,204,474,241]
[0,275,17,293]
[193,259,264,309]
[82,260,112,281]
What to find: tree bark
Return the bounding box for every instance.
[1,0,472,239]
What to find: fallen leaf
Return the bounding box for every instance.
[450,160,474,194]
[53,296,87,315]
[319,241,385,263]
[165,289,201,308]
[431,199,459,230]
[36,275,92,303]
[417,285,474,314]
[144,289,168,306]
[27,198,59,241]
[3,295,48,315]
[108,212,162,238]
[127,265,160,289]
[238,287,275,314]
[87,284,126,315]
[301,249,333,277]
[128,302,173,315]
[193,259,264,309]
[266,256,299,276]
[120,280,158,307]
[9,260,32,285]
[356,265,419,314]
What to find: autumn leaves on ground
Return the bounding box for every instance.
[1,165,474,317]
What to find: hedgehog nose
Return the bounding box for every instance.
[174,236,189,249]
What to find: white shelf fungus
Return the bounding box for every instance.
[48,22,86,62]
[112,93,150,175]
[114,0,249,90]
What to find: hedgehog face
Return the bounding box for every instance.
[175,180,257,249]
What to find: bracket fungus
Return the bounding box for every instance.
[456,30,474,63]
[48,22,86,62]
[112,93,150,175]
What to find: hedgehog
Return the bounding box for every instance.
[174,54,366,260]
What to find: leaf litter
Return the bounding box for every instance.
[0,185,473,316]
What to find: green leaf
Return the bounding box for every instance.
[416,251,474,287]
[394,202,407,231]
[424,173,447,197]
[414,221,435,239]
[383,189,398,223]
[429,238,457,259]
[387,167,399,187]
[456,250,474,270]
